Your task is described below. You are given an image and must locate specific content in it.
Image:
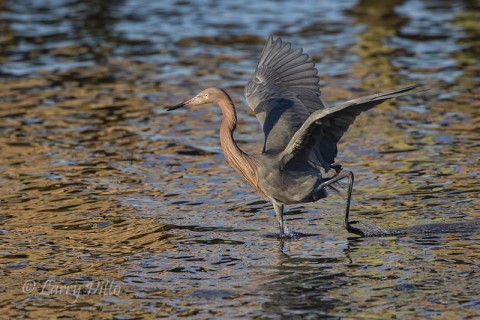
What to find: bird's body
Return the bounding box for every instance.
[258,155,333,205]
[168,35,420,238]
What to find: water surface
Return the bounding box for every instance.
[1,0,479,318]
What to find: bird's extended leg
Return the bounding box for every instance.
[272,200,286,238]
[316,171,364,236]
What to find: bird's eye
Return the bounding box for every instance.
[204,94,208,97]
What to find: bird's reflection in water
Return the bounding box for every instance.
[259,245,348,318]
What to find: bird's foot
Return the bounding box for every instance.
[344,220,366,236]
[277,226,304,239]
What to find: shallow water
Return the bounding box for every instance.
[1,0,479,318]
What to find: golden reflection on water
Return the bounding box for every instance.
[1,0,479,318]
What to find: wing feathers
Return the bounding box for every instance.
[281,85,421,165]
[257,37,281,66]
[244,36,324,113]
[244,35,421,164]
[244,35,326,153]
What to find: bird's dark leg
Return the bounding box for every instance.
[316,171,364,236]
[343,170,355,233]
[272,201,286,238]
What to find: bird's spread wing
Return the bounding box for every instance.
[281,85,420,168]
[244,35,326,153]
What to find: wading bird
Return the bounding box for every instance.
[168,35,419,238]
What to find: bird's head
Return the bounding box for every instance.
[167,87,225,111]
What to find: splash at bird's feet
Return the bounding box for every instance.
[277,226,307,239]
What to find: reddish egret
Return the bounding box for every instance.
[168,35,419,238]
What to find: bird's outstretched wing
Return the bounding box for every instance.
[244,35,326,153]
[281,85,421,168]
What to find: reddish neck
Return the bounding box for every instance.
[217,94,263,195]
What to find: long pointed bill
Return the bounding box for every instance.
[167,102,186,111]
[166,95,201,111]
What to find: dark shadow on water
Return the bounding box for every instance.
[347,218,480,237]
[267,219,479,252]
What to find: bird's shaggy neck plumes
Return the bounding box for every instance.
[216,90,263,196]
